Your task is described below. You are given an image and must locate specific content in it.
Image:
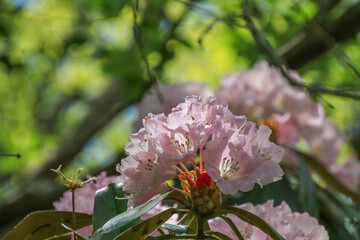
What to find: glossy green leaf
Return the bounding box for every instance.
[161,223,188,234]
[290,148,360,205]
[209,207,285,240]
[61,223,89,240]
[3,211,92,240]
[45,235,72,240]
[93,183,128,231]
[163,189,189,207]
[114,208,178,239]
[91,190,181,240]
[219,215,245,240]
[188,215,197,234]
[206,231,233,240]
[299,157,319,218]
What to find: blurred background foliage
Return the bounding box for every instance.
[1,0,360,238]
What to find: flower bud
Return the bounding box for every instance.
[191,173,221,215]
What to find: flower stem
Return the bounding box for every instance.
[196,215,206,240]
[72,190,77,240]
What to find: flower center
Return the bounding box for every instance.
[171,132,193,154]
[220,157,240,180]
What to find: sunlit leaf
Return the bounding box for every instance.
[93,183,128,231]
[3,211,92,240]
[161,223,188,234]
[114,208,178,239]
[91,190,182,240]
[60,223,89,240]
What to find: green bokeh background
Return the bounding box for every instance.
[1,0,360,238]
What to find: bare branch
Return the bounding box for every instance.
[242,0,360,101]
[282,2,360,69]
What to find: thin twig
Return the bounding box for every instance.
[0,153,20,158]
[177,0,244,27]
[242,0,360,101]
[291,2,360,81]
[72,190,77,240]
[132,0,164,103]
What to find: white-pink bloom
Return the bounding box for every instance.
[208,200,329,240]
[328,156,360,190]
[215,61,309,120]
[134,82,214,130]
[203,124,283,194]
[118,96,284,206]
[216,60,360,190]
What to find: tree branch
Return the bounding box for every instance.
[242,0,360,100]
[282,2,360,69]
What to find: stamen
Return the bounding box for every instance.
[191,158,200,177]
[176,166,184,173]
[179,162,192,176]
[168,185,186,194]
[239,120,248,134]
[200,147,204,173]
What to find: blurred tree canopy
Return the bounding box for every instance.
[1,0,360,238]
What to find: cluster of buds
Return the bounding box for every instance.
[173,158,221,215]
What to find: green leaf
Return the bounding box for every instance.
[161,223,188,234]
[219,215,245,240]
[208,207,285,240]
[188,215,197,234]
[3,211,92,240]
[163,189,189,207]
[114,208,178,239]
[61,223,89,240]
[290,148,360,205]
[93,183,128,231]
[207,231,234,240]
[91,190,182,240]
[45,235,72,240]
[299,157,319,218]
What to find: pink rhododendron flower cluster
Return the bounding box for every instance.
[134,61,360,189]
[133,82,214,130]
[53,171,121,214]
[215,61,360,188]
[118,96,283,206]
[208,200,329,240]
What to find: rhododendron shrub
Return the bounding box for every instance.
[5,63,353,240]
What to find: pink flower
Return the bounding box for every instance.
[203,124,283,194]
[215,61,309,121]
[134,82,214,130]
[328,156,360,190]
[118,96,284,206]
[208,200,329,240]
[216,60,360,190]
